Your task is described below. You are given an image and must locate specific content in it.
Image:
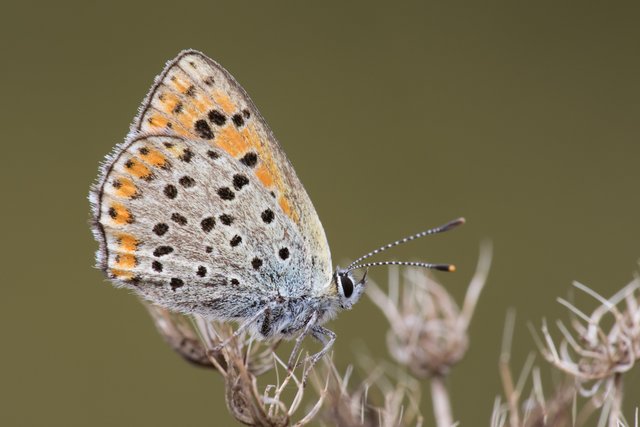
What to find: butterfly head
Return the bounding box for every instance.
[334,268,367,310]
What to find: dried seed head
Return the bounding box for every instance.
[191,315,325,426]
[142,301,223,369]
[313,360,423,427]
[538,279,640,394]
[367,244,491,378]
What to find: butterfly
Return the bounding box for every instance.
[90,49,463,366]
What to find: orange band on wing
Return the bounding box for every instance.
[214,91,236,114]
[217,126,248,157]
[170,75,190,93]
[110,269,134,280]
[147,115,170,129]
[115,253,137,269]
[139,148,167,168]
[191,93,211,114]
[115,177,138,199]
[110,203,133,225]
[279,196,293,218]
[158,93,180,115]
[124,158,152,180]
[118,234,138,252]
[255,164,274,187]
[168,70,211,114]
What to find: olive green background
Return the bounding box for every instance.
[2,1,639,426]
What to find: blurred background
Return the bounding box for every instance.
[2,1,639,425]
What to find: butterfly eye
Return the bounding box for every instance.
[340,275,354,298]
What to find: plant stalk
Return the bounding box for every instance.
[608,373,623,427]
[431,375,454,427]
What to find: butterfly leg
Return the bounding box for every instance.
[211,306,269,352]
[287,312,318,370]
[308,325,336,367]
[297,325,336,385]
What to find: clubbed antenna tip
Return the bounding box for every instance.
[437,264,456,272]
[442,217,466,231]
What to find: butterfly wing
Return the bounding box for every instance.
[91,50,333,317]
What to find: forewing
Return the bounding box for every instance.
[132,49,332,286]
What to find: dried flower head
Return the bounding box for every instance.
[192,316,327,427]
[314,360,423,427]
[144,300,328,426]
[535,277,640,426]
[367,244,491,379]
[142,301,220,368]
[494,310,576,427]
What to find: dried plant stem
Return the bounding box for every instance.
[498,309,520,427]
[498,358,520,427]
[430,375,453,427]
[609,373,623,427]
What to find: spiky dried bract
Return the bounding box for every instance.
[366,245,491,427]
[367,244,491,379]
[539,279,640,383]
[313,362,424,427]
[493,310,576,427]
[193,315,327,427]
[142,301,222,368]
[491,385,576,427]
[531,278,640,427]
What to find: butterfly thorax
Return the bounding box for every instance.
[250,293,341,340]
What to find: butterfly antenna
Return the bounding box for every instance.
[347,260,456,273]
[346,217,465,271]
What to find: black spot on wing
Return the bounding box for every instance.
[261,209,274,224]
[230,235,242,247]
[217,187,235,200]
[194,120,213,140]
[233,174,249,190]
[208,109,226,126]
[179,149,194,162]
[164,184,178,199]
[153,223,169,236]
[201,217,215,232]
[232,113,244,127]
[170,278,184,290]
[154,246,174,257]
[219,214,233,225]
[240,152,258,167]
[179,176,195,187]
[171,213,188,225]
[251,257,263,270]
